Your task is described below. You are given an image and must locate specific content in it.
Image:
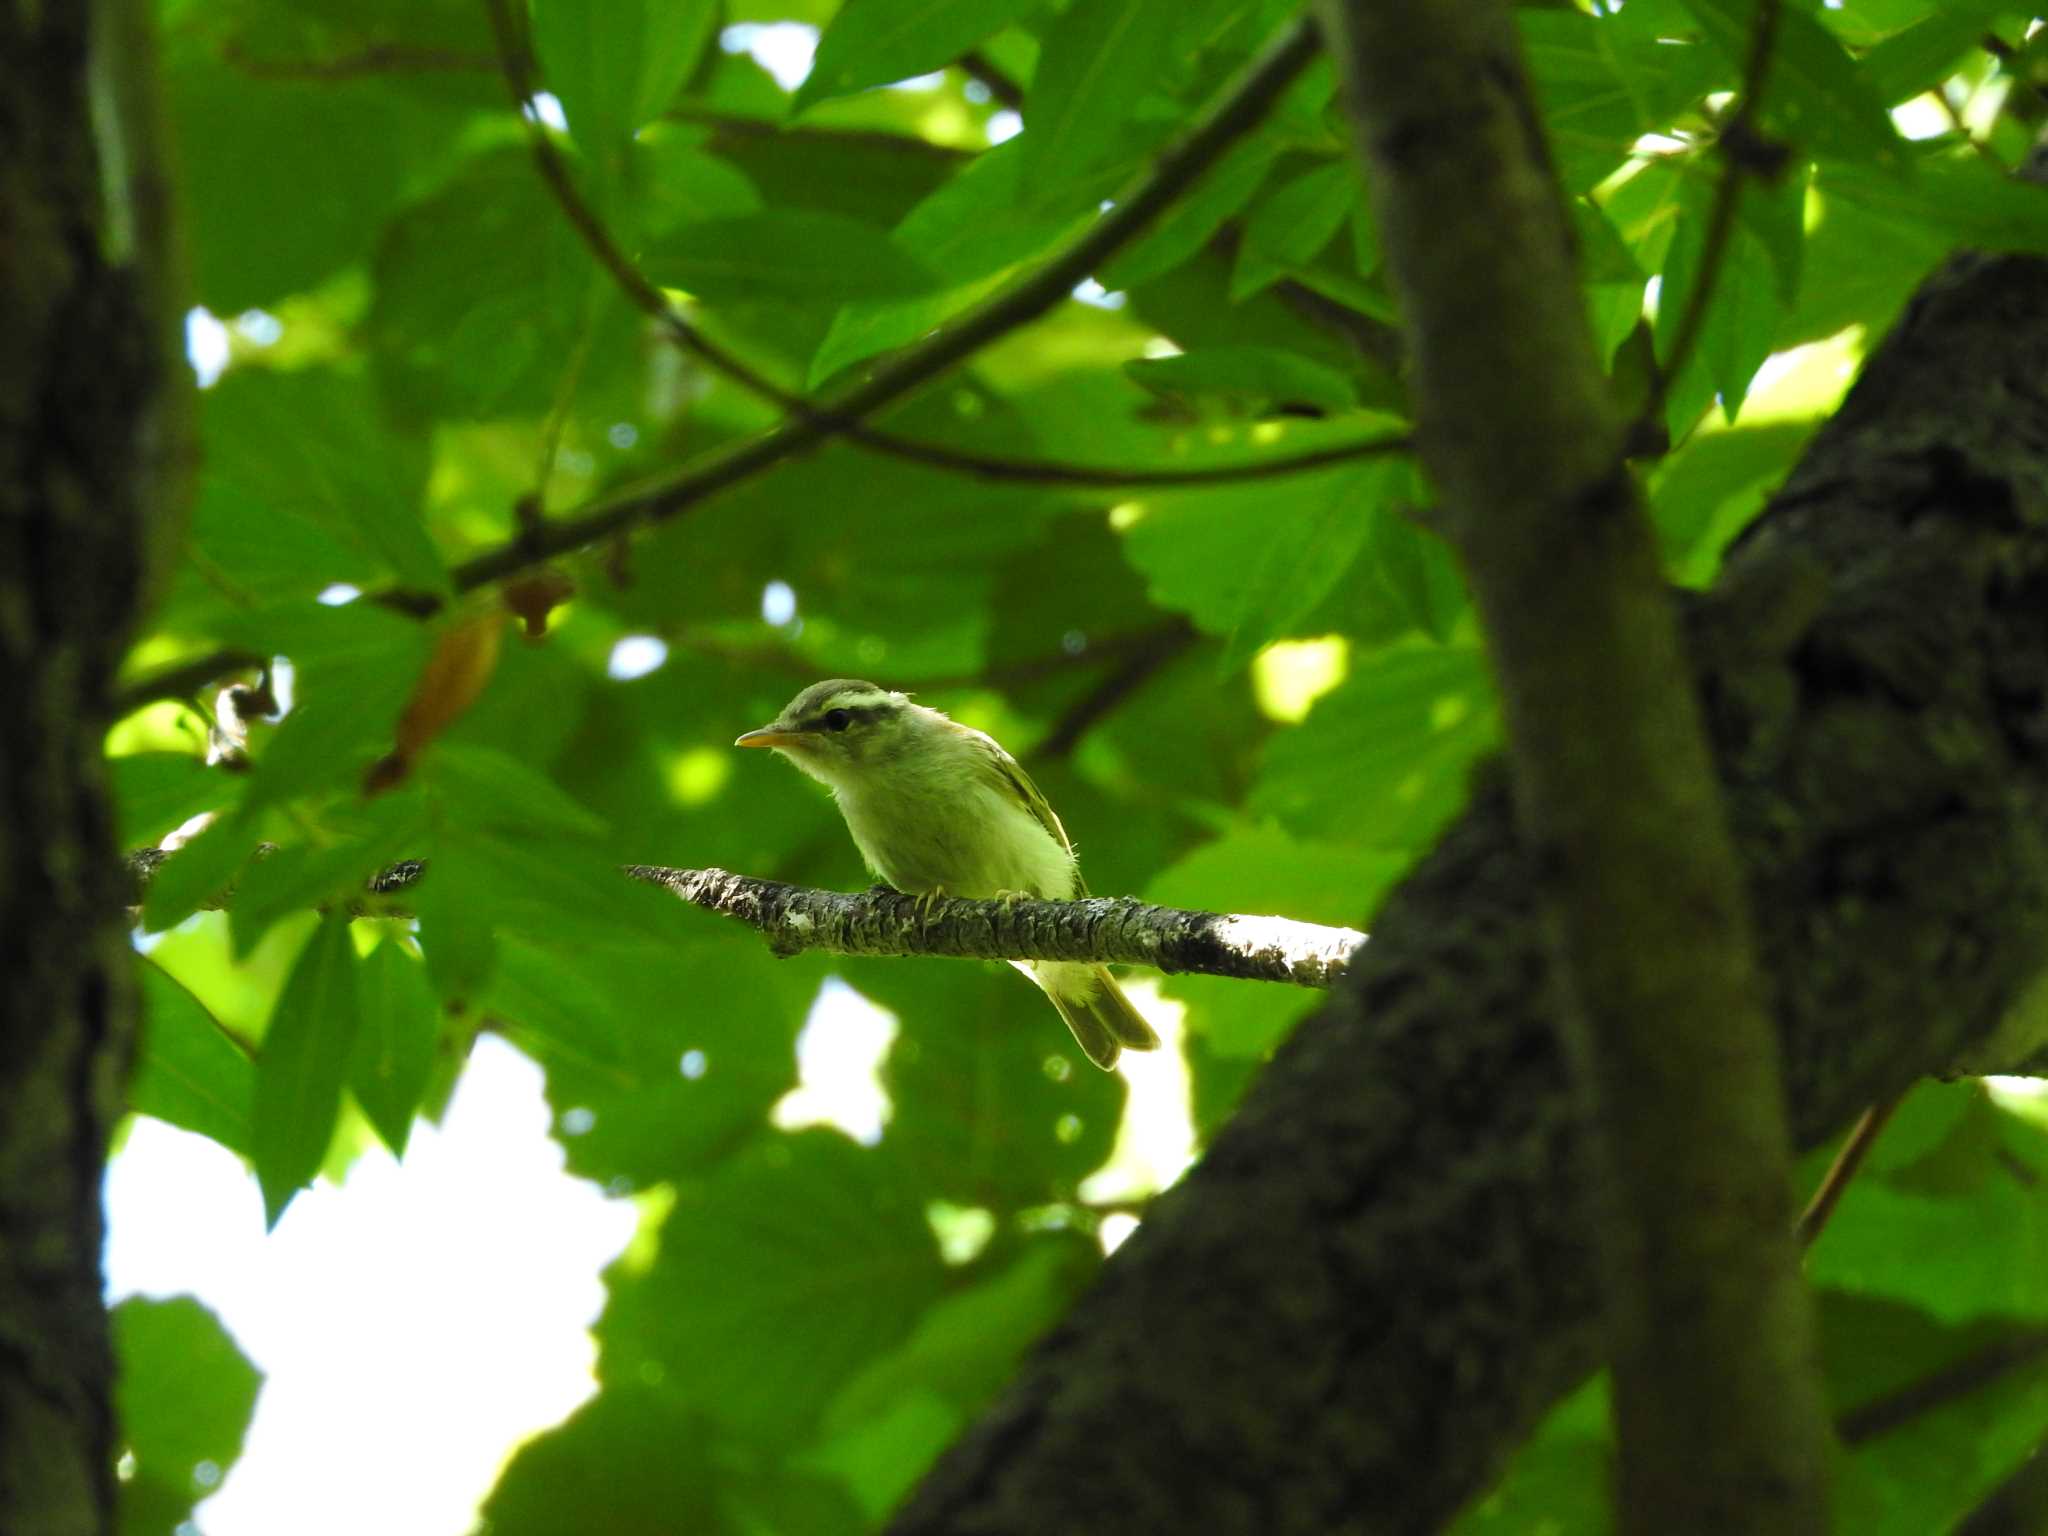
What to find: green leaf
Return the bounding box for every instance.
[531,0,719,153]
[1648,419,1811,570]
[796,0,1042,111]
[630,129,764,238]
[1231,160,1356,301]
[477,1386,724,1535]
[646,207,944,305]
[598,1129,949,1442]
[806,1236,1098,1517]
[1520,10,1717,194]
[1675,0,1902,164]
[1826,1293,2048,1534]
[1654,171,1787,427]
[253,914,364,1227]
[350,939,442,1157]
[1101,132,1281,291]
[1820,156,2048,258]
[489,933,804,1185]
[163,30,446,311]
[1570,194,1644,285]
[854,957,1128,1207]
[113,1295,263,1536]
[1123,345,1363,415]
[196,368,444,596]
[810,279,1000,388]
[368,147,643,421]
[1252,641,1501,852]
[1858,0,2008,105]
[227,792,426,958]
[1369,490,1467,642]
[889,138,1101,288]
[112,752,236,848]
[1119,458,1405,669]
[139,812,262,935]
[420,744,609,839]
[132,959,256,1156]
[1021,0,1178,186]
[1449,1376,1612,1536]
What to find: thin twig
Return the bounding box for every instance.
[1794,1095,1900,1248]
[112,646,267,716]
[1954,1424,2048,1536]
[478,0,1391,499]
[221,40,495,80]
[1837,1330,2048,1446]
[958,49,1026,110]
[409,13,1331,611]
[1028,621,1201,762]
[1642,0,1785,427]
[666,104,974,159]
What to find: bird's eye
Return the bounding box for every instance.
[824,708,853,732]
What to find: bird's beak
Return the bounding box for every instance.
[734,726,802,749]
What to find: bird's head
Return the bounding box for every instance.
[734,679,925,786]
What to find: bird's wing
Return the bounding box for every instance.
[967,730,1088,892]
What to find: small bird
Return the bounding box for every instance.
[735,679,1160,1070]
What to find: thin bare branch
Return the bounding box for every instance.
[112,646,266,715]
[1643,0,1787,427]
[477,0,1396,500]
[1027,621,1201,762]
[221,39,495,80]
[1794,1095,1900,1248]
[409,13,1331,610]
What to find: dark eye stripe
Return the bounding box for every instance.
[807,702,888,731]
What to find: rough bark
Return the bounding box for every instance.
[884,247,2048,1534]
[0,3,169,1532]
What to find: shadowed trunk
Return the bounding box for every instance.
[0,3,173,1531]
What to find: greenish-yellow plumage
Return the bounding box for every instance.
[735,679,1159,1069]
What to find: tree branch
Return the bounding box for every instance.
[1643,0,1786,426]
[119,847,1366,987]
[406,14,1330,610]
[624,867,1365,985]
[476,0,1405,502]
[111,645,266,715]
[1319,0,1829,1530]
[220,39,495,79]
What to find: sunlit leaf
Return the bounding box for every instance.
[113,1296,263,1536]
[796,0,1042,111]
[252,913,363,1226]
[598,1128,949,1442]
[132,958,256,1156]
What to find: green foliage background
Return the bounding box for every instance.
[111,0,2048,1528]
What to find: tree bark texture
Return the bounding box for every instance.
[885,248,2048,1534]
[0,4,166,1532]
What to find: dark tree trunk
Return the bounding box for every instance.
[885,244,2048,1533]
[0,4,169,1531]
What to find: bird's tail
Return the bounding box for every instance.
[1022,961,1161,1071]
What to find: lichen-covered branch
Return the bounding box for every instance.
[623,867,1365,986]
[120,849,1366,986]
